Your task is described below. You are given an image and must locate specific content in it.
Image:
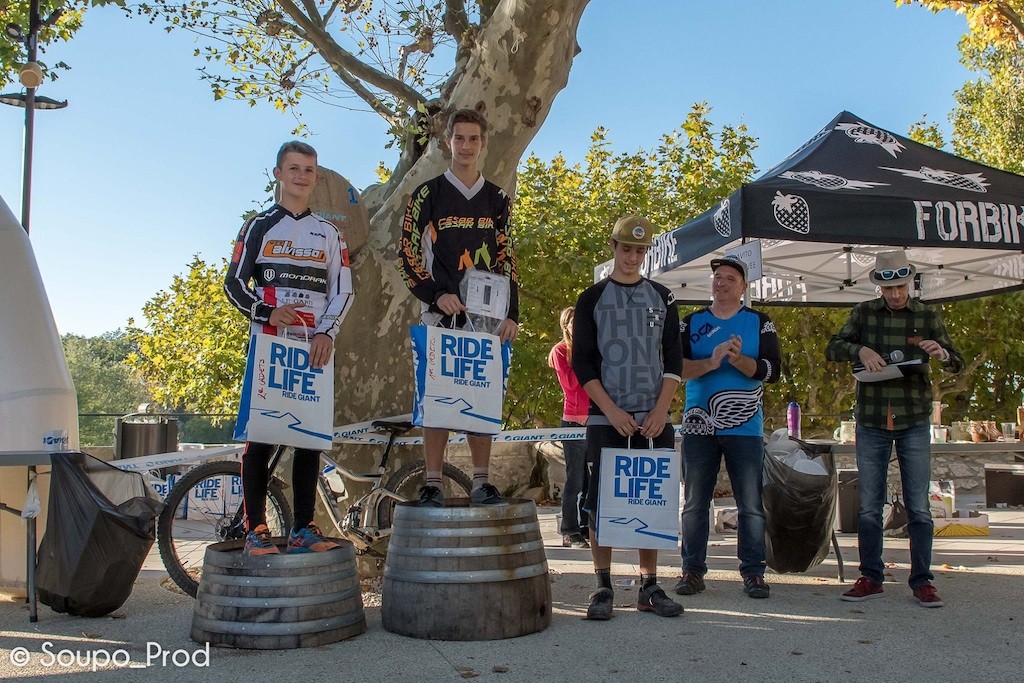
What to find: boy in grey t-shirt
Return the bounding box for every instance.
[571,215,683,620]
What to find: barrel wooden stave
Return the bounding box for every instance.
[190,538,366,649]
[382,500,551,641]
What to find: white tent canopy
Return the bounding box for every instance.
[597,111,1024,305]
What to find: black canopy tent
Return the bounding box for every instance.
[611,111,1024,305]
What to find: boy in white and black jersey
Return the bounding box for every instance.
[397,109,519,507]
[571,215,684,620]
[224,141,354,556]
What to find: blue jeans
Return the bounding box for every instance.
[559,420,589,535]
[680,434,766,578]
[855,424,934,588]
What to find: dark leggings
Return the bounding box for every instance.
[241,442,320,532]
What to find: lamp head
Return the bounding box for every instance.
[18,62,43,89]
[5,22,24,41]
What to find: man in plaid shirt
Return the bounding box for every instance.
[826,251,963,608]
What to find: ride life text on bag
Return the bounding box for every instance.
[234,332,335,451]
[597,443,680,551]
[411,325,511,435]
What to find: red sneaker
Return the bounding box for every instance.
[841,576,884,602]
[912,583,944,608]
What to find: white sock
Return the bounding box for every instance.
[472,467,488,490]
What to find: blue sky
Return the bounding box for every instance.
[1,1,970,336]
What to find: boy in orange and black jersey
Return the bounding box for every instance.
[398,155,518,327]
[396,108,519,509]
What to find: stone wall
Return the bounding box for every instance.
[829,443,1024,494]
[706,442,1024,497]
[447,442,548,501]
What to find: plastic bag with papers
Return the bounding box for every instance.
[459,269,510,336]
[762,434,837,573]
[35,453,163,617]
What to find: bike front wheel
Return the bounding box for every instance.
[376,461,473,528]
[157,460,292,598]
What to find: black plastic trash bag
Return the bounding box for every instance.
[36,453,163,617]
[762,446,837,573]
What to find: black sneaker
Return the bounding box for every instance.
[673,571,706,596]
[417,485,445,507]
[743,575,770,599]
[638,584,683,617]
[584,587,614,620]
[562,533,590,549]
[470,483,505,506]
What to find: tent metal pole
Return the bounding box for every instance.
[742,238,751,307]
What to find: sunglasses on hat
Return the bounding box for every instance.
[877,266,912,281]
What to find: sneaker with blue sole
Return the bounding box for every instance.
[243,524,280,556]
[286,523,340,554]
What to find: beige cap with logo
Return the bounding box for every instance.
[611,215,655,247]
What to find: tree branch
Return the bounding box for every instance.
[935,349,988,399]
[942,0,1024,43]
[276,0,427,109]
[439,16,477,102]
[335,67,401,125]
[443,0,470,39]
[300,0,322,24]
[478,0,499,23]
[994,1,1024,42]
[323,0,341,24]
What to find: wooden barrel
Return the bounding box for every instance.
[190,538,366,649]
[382,499,551,640]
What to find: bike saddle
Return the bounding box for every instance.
[371,419,414,435]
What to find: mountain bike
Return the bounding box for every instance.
[156,419,472,597]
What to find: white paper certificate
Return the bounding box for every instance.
[462,270,510,320]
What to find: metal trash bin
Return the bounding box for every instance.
[115,414,179,459]
[837,469,860,533]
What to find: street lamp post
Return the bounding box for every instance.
[22,0,39,235]
[2,0,67,235]
[2,0,66,622]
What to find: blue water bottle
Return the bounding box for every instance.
[787,401,801,439]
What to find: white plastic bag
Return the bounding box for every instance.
[21,479,41,520]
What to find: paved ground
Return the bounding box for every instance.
[1,503,1022,682]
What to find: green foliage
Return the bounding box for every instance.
[62,330,151,446]
[126,95,1024,435]
[178,415,235,443]
[0,0,118,88]
[126,256,248,419]
[507,103,757,428]
[950,40,1024,173]
[127,0,458,137]
[932,292,1024,421]
[907,116,947,149]
[897,1,1024,50]
[759,294,1024,436]
[747,306,855,436]
[913,35,1024,423]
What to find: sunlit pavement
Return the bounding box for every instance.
[2,502,1022,682]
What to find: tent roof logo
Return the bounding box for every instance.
[780,169,887,191]
[835,122,905,158]
[880,166,989,193]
